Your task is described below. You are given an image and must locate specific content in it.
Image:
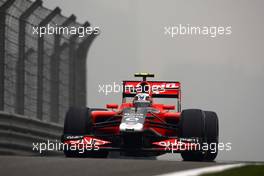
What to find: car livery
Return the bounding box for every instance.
[62,73,219,161]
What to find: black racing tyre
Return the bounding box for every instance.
[204,111,219,161]
[63,107,108,158]
[180,109,206,161]
[63,107,91,135]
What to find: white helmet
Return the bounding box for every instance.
[133,93,152,107]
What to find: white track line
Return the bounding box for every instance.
[158,163,245,176]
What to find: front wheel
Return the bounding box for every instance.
[180,109,219,161]
[180,109,206,161]
[63,107,109,158]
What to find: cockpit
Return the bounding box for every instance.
[132,93,153,107]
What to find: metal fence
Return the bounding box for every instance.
[0,0,96,124]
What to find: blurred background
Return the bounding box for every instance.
[0,0,263,162]
[44,0,264,162]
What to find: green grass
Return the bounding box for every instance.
[201,165,264,176]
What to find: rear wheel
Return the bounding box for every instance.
[63,107,108,158]
[204,111,219,161]
[180,109,206,161]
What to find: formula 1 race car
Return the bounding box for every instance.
[62,73,219,161]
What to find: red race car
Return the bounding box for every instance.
[62,73,219,161]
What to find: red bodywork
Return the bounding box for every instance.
[91,80,182,136]
[62,79,199,154]
[91,103,181,136]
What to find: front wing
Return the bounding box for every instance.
[61,134,202,154]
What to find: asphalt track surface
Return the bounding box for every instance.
[0,155,232,176]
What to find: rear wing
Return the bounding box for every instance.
[122,81,181,98]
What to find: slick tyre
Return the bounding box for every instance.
[180,109,206,161]
[204,111,219,161]
[63,107,91,135]
[63,107,108,158]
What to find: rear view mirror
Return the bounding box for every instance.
[163,105,175,110]
[106,104,118,109]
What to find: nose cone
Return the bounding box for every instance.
[119,122,144,132]
[120,108,147,132]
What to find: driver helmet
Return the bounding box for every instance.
[133,93,152,107]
